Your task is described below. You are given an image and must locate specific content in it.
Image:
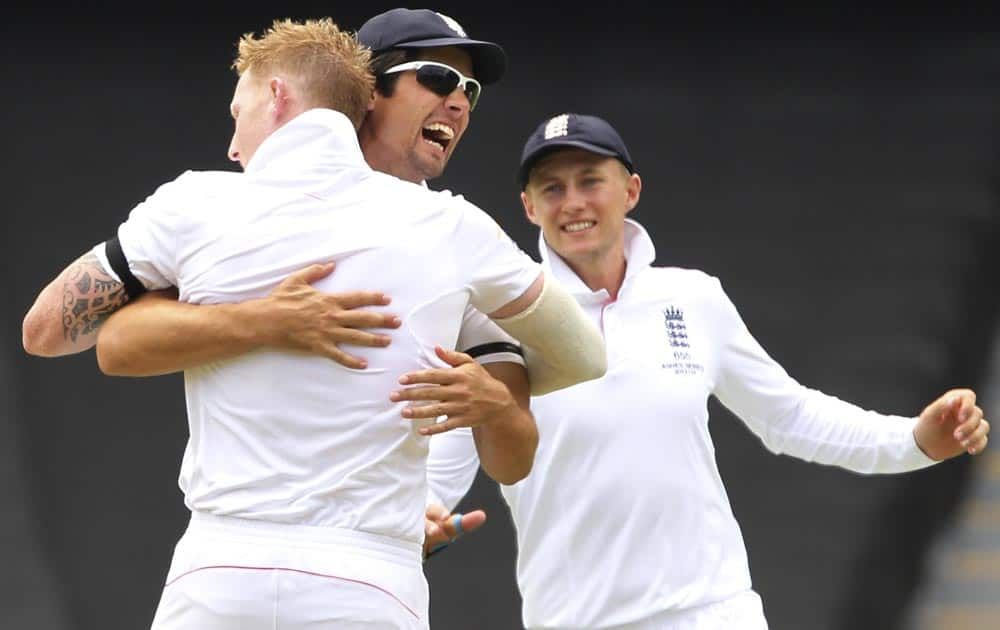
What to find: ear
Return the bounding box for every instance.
[268,77,290,120]
[623,172,642,216]
[521,190,541,226]
[367,89,378,112]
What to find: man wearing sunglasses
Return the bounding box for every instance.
[23,6,540,570]
[22,13,609,630]
[358,8,498,185]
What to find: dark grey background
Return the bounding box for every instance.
[6,3,1000,629]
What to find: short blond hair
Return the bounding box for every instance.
[233,18,373,130]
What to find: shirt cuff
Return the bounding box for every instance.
[897,416,939,471]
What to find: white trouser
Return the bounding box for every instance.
[150,512,428,630]
[533,590,768,630]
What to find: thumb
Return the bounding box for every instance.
[923,391,963,425]
[435,345,473,367]
[287,262,335,286]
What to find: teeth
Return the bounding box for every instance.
[423,123,455,139]
[423,138,445,151]
[564,221,595,233]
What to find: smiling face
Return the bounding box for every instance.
[359,46,474,183]
[521,148,641,274]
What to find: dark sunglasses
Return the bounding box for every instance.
[382,61,482,111]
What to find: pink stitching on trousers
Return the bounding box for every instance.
[163,564,420,620]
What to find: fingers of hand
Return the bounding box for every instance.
[950,389,977,418]
[391,384,453,403]
[326,346,368,370]
[964,419,990,455]
[337,291,393,309]
[406,402,460,422]
[435,345,474,367]
[460,510,487,534]
[326,328,392,348]
[290,262,335,284]
[425,504,449,521]
[334,309,401,331]
[418,417,464,436]
[440,513,464,542]
[398,368,461,386]
[953,406,985,442]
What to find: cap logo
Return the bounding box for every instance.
[435,12,468,37]
[543,114,570,139]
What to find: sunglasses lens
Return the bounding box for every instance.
[464,83,481,111]
[415,66,481,111]
[415,66,460,97]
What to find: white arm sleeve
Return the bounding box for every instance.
[492,272,607,396]
[426,428,481,511]
[711,278,935,474]
[449,201,605,395]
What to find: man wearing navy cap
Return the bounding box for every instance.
[357,8,505,183]
[422,112,991,629]
[24,5,540,577]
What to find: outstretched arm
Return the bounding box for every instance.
[97,263,402,376]
[23,250,131,357]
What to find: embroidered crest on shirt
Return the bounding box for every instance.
[661,305,703,375]
[663,306,689,348]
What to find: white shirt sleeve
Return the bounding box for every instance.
[426,427,481,511]
[710,277,936,474]
[110,172,199,291]
[450,201,542,315]
[457,306,525,366]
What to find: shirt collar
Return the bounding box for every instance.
[538,218,657,299]
[245,108,369,175]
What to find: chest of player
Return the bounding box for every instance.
[596,291,717,387]
[533,289,717,447]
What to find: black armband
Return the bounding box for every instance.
[464,342,524,359]
[104,237,147,300]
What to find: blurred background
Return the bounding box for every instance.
[6,2,1000,629]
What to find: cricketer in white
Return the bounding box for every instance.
[422,112,990,630]
[429,219,938,628]
[100,107,606,623]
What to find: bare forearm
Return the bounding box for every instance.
[97,293,268,376]
[23,251,130,357]
[473,406,538,485]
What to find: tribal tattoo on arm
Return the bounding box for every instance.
[61,252,130,342]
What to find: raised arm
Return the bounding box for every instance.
[97,263,402,376]
[23,250,131,357]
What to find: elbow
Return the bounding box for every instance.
[22,310,62,357]
[489,457,534,486]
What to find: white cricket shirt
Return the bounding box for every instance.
[98,108,540,545]
[427,219,936,629]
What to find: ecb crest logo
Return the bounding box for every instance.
[663,306,689,349]
[435,12,468,37]
[661,305,702,375]
[544,114,570,139]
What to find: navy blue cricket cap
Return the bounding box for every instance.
[357,9,507,85]
[518,113,634,189]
